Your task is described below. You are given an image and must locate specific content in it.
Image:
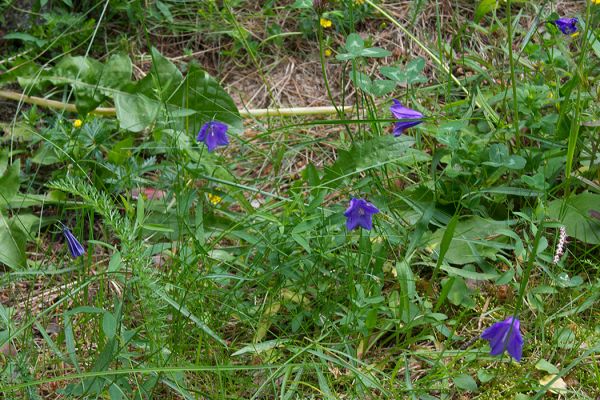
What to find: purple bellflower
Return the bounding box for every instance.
[390,99,423,136]
[481,316,524,362]
[197,121,229,152]
[62,225,85,258]
[554,18,578,35]
[344,198,380,231]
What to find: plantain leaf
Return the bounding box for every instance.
[546,193,600,244]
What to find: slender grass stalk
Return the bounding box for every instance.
[506,0,521,150]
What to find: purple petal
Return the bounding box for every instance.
[63,228,85,258]
[390,99,424,120]
[507,329,524,362]
[346,215,360,231]
[390,100,423,135]
[482,322,509,356]
[393,121,422,136]
[355,214,373,230]
[481,317,523,361]
[197,121,229,152]
[554,18,578,35]
[344,198,379,231]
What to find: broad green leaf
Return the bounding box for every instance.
[102,312,117,339]
[170,63,242,134]
[453,374,478,392]
[370,79,396,96]
[345,33,364,55]
[441,264,499,280]
[351,71,372,93]
[350,71,396,97]
[0,160,20,208]
[474,0,498,22]
[324,136,429,185]
[352,135,429,170]
[546,193,600,244]
[337,33,379,61]
[114,92,160,132]
[443,276,473,307]
[379,66,405,82]
[156,0,174,23]
[428,216,514,264]
[483,144,526,170]
[107,136,134,165]
[52,56,105,114]
[359,47,392,58]
[0,213,26,270]
[98,54,133,95]
[137,47,183,100]
[3,32,47,47]
[535,359,560,374]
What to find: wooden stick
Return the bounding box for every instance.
[0,89,353,118]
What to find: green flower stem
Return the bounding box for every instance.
[0,89,354,118]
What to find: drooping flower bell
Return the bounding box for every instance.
[197,121,229,152]
[481,316,524,362]
[390,99,423,136]
[61,225,85,258]
[344,198,380,231]
[554,18,578,35]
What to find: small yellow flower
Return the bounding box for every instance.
[73,119,83,128]
[571,32,580,38]
[324,49,332,57]
[207,193,222,205]
[320,18,332,28]
[593,0,600,4]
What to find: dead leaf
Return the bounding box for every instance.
[539,374,568,394]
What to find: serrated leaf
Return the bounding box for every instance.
[324,136,429,186]
[428,216,514,265]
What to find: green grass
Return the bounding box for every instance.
[0,0,599,398]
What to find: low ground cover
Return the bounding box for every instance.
[0,0,599,398]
